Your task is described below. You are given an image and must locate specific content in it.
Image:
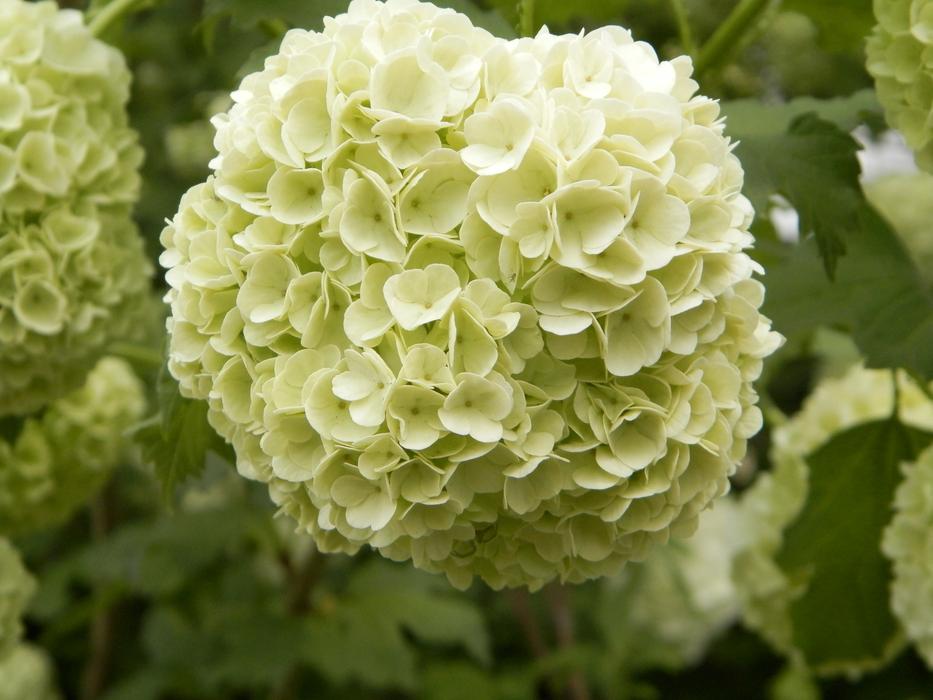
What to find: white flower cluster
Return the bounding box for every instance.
[0,538,34,658]
[733,366,933,666]
[0,357,146,535]
[866,0,933,172]
[0,644,59,700]
[883,443,933,669]
[161,0,781,589]
[606,496,743,669]
[0,0,152,416]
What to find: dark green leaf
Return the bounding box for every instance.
[64,507,258,597]
[206,0,515,38]
[420,662,498,700]
[203,0,347,31]
[721,90,880,139]
[776,418,933,672]
[735,113,863,278]
[304,560,490,690]
[781,0,875,53]
[760,205,933,381]
[134,367,234,499]
[306,608,417,690]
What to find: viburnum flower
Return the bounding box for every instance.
[883,443,933,669]
[162,0,782,589]
[0,538,33,657]
[0,357,146,535]
[0,644,59,700]
[866,0,933,171]
[733,365,933,669]
[0,0,152,416]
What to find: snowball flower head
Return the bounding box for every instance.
[866,0,933,172]
[883,443,933,669]
[0,0,151,416]
[0,357,146,535]
[0,538,34,657]
[162,0,781,589]
[0,644,59,700]
[733,366,933,668]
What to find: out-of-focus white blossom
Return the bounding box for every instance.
[0,644,59,700]
[883,443,933,669]
[0,357,146,535]
[0,538,33,657]
[866,0,933,172]
[0,0,151,416]
[604,496,745,669]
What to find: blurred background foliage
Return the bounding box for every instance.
[11,0,933,698]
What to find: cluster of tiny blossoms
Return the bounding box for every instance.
[0,0,151,416]
[0,644,59,700]
[733,366,933,669]
[866,0,933,172]
[162,0,781,589]
[883,442,933,669]
[0,538,34,658]
[0,357,146,535]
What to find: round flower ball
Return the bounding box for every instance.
[0,0,152,416]
[733,366,933,669]
[883,442,933,669]
[0,538,34,657]
[866,0,933,172]
[0,357,146,535]
[161,0,781,589]
[0,644,59,700]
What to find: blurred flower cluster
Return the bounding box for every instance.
[0,537,33,657]
[0,0,152,416]
[867,0,933,172]
[0,357,145,535]
[884,441,933,669]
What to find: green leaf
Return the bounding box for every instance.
[206,0,515,38]
[304,560,490,690]
[734,112,863,278]
[346,561,490,664]
[721,90,880,139]
[439,0,516,37]
[776,418,933,672]
[306,606,417,690]
[420,663,498,700]
[203,0,346,31]
[79,508,257,596]
[759,205,933,381]
[781,0,875,53]
[134,366,234,499]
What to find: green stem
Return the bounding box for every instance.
[258,17,290,39]
[892,369,902,422]
[518,0,535,38]
[694,0,778,78]
[80,492,117,700]
[545,584,590,700]
[668,0,697,58]
[87,0,149,37]
[108,342,164,369]
[269,549,327,700]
